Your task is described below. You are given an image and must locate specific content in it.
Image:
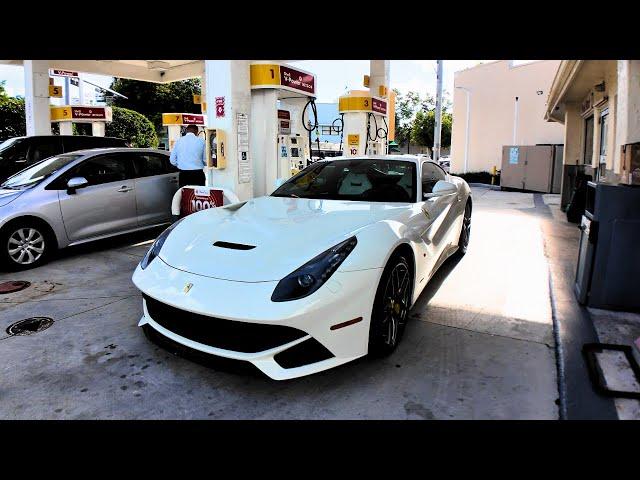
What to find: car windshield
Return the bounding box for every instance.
[272,159,416,203]
[0,137,23,154]
[1,154,82,189]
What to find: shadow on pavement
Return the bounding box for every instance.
[52,226,167,262]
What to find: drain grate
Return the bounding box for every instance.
[6,317,54,336]
[0,281,31,294]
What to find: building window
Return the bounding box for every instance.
[583,115,594,165]
[597,108,609,180]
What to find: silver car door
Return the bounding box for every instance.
[57,153,138,242]
[131,152,179,226]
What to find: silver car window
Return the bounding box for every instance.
[1,154,83,189]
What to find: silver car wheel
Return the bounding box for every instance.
[8,228,46,265]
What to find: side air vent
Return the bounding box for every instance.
[213,241,256,250]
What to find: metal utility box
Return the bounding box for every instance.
[501,144,563,193]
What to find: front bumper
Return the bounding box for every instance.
[132,257,382,380]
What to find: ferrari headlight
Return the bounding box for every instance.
[140,218,184,270]
[271,236,357,302]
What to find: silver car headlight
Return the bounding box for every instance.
[140,218,184,270]
[271,236,357,302]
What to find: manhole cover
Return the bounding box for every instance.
[0,281,31,294]
[6,317,54,336]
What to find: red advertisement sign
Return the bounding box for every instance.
[215,97,225,118]
[181,114,205,125]
[71,107,107,119]
[279,66,315,94]
[277,109,291,120]
[180,187,224,217]
[372,98,387,114]
[50,69,79,77]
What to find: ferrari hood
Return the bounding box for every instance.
[159,196,408,282]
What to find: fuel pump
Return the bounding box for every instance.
[302,97,320,164]
[162,113,206,150]
[277,109,309,176]
[365,112,388,155]
[338,90,389,157]
[249,62,317,196]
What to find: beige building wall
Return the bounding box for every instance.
[451,60,565,174]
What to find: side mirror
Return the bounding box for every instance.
[67,176,89,194]
[424,180,457,199]
[274,178,286,189]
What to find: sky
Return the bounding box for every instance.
[0,60,494,103]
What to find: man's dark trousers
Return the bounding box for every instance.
[179,169,206,188]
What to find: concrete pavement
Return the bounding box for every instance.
[0,187,559,419]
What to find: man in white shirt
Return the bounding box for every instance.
[169,125,206,187]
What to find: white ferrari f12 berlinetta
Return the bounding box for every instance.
[132,155,472,380]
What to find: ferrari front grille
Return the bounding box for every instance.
[143,294,307,353]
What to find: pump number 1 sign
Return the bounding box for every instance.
[250,63,316,96]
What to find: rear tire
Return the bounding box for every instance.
[0,220,54,271]
[368,254,413,357]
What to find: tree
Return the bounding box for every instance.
[410,110,452,148]
[0,80,9,100]
[105,107,158,148]
[393,89,422,145]
[0,97,26,141]
[109,78,201,133]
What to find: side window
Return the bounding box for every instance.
[133,154,172,177]
[421,161,446,195]
[71,154,133,186]
[28,138,63,164]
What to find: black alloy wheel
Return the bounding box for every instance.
[369,255,412,356]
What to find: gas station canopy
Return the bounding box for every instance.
[0,60,204,83]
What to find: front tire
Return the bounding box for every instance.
[368,254,412,357]
[0,221,52,271]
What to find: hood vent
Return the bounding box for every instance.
[213,241,256,251]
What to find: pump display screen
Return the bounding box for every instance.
[290,148,300,157]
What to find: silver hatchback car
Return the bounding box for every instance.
[0,148,180,270]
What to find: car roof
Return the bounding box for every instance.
[65,147,169,156]
[10,135,126,141]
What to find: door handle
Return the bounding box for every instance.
[169,177,178,183]
[117,186,133,193]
